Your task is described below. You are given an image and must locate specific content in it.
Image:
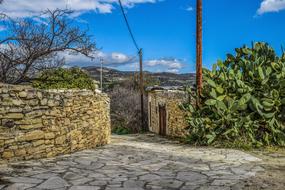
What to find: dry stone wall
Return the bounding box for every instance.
[0,83,111,163]
[148,90,189,137]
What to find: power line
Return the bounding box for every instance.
[118,0,146,131]
[118,0,140,51]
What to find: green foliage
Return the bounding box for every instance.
[33,68,96,90]
[183,42,285,148]
[112,126,131,135]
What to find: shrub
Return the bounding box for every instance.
[32,68,97,90]
[109,83,148,134]
[183,42,285,148]
[112,126,131,135]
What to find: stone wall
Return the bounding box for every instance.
[148,89,189,137]
[0,83,111,163]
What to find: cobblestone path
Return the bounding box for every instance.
[0,134,267,190]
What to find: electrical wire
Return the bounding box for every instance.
[118,0,140,52]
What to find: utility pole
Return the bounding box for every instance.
[139,48,145,131]
[117,0,145,131]
[196,0,203,106]
[100,57,103,92]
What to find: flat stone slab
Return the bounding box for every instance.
[37,177,69,189]
[0,134,264,189]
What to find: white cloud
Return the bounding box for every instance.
[144,58,184,73]
[145,58,183,69]
[186,6,193,11]
[111,52,134,64]
[167,69,179,73]
[0,0,160,18]
[257,0,285,15]
[64,53,184,73]
[63,51,136,67]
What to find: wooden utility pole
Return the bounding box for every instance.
[117,0,145,130]
[100,57,103,92]
[139,48,145,131]
[196,0,203,105]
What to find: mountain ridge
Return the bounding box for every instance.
[83,66,196,87]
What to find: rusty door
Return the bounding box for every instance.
[159,105,167,136]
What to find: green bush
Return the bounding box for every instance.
[32,68,96,90]
[183,42,285,148]
[112,126,131,135]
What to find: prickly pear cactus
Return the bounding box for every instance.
[183,42,285,148]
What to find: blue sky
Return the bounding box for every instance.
[1,0,285,73]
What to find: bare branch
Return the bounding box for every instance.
[0,9,96,84]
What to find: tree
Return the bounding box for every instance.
[0,9,96,84]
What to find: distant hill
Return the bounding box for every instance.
[83,66,196,87]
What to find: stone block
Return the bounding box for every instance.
[17,130,45,141]
[8,108,23,113]
[47,151,55,158]
[12,99,24,106]
[15,149,27,156]
[45,133,56,140]
[4,139,15,145]
[27,91,37,99]
[3,113,24,119]
[15,118,42,125]
[37,92,43,99]
[25,110,43,118]
[9,145,18,150]
[19,123,43,130]
[64,118,71,125]
[18,91,28,98]
[26,145,46,154]
[46,109,61,116]
[33,140,45,146]
[86,110,93,115]
[45,139,53,145]
[2,150,14,159]
[40,98,48,105]
[55,136,67,145]
[49,125,59,132]
[48,100,57,107]
[28,99,39,106]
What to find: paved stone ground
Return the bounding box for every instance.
[0,134,273,190]
[237,149,285,190]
